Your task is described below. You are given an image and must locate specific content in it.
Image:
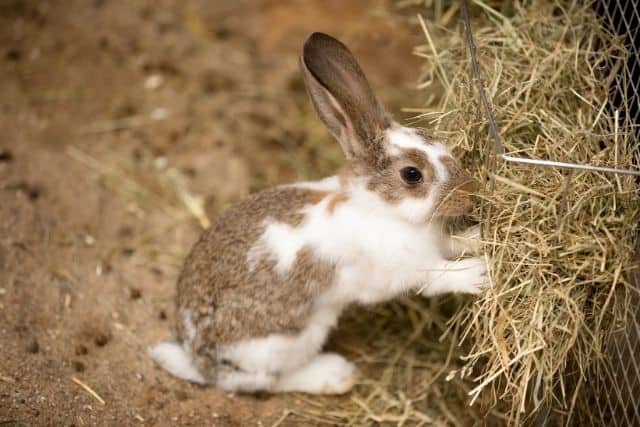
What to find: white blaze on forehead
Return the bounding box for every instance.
[386,126,429,152]
[385,126,451,181]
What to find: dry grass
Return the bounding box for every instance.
[411,0,640,424]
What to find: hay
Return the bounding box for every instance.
[285,297,489,426]
[412,0,640,423]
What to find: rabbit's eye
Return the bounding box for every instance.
[400,166,423,184]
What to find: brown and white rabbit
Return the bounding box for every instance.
[150,32,488,394]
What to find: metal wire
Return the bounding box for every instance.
[592,0,640,425]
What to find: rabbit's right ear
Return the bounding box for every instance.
[300,33,391,161]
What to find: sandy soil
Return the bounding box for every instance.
[0,1,429,425]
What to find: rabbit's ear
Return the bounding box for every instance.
[300,32,390,161]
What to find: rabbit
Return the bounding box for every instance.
[150,32,489,395]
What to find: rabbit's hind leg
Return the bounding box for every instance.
[178,341,279,392]
[213,331,324,393]
[215,362,277,392]
[275,353,356,394]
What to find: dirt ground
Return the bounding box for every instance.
[0,1,434,425]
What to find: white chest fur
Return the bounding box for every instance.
[249,179,444,307]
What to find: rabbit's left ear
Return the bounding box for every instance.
[300,32,391,161]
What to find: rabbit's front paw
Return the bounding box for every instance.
[452,256,489,294]
[460,225,482,251]
[446,224,483,258]
[423,256,490,296]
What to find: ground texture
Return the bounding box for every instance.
[0,1,427,425]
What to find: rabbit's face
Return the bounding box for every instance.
[359,125,477,224]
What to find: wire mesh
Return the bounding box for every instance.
[596,0,640,139]
[589,269,640,427]
[591,0,640,425]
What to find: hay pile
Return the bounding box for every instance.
[413,0,640,423]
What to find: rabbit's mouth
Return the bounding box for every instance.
[434,185,477,218]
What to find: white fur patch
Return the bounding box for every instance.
[395,190,441,225]
[247,219,309,275]
[216,369,276,392]
[149,341,207,384]
[211,305,344,393]
[257,221,305,275]
[247,176,341,274]
[386,126,431,153]
[218,304,343,374]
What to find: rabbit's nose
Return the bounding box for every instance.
[435,169,478,217]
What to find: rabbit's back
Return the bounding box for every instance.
[176,184,336,348]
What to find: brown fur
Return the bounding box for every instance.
[414,127,438,142]
[326,192,350,214]
[436,156,477,216]
[366,147,435,204]
[301,33,391,161]
[286,190,329,227]
[356,130,475,215]
[175,187,335,376]
[288,246,336,294]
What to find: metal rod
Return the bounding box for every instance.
[501,154,640,176]
[460,0,505,156]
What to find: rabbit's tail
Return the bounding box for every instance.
[149,341,208,384]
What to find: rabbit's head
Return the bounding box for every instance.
[300,32,477,224]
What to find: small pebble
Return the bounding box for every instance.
[0,149,13,162]
[150,107,168,121]
[121,248,135,257]
[144,74,163,90]
[75,344,89,356]
[214,28,231,40]
[174,390,189,401]
[154,156,168,170]
[94,332,110,347]
[72,361,85,372]
[118,226,134,238]
[129,287,142,300]
[6,48,21,61]
[84,235,95,246]
[26,338,39,354]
